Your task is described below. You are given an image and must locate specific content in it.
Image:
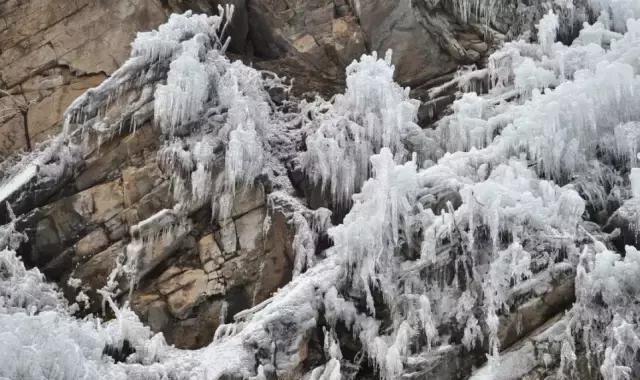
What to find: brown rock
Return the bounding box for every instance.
[122,163,163,207]
[232,184,266,217]
[90,180,125,224]
[354,0,458,84]
[217,220,238,255]
[26,74,106,144]
[72,242,124,291]
[0,0,170,158]
[161,269,208,319]
[75,228,110,258]
[253,209,295,303]
[0,113,28,158]
[198,233,224,267]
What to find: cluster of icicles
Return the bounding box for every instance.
[0,1,640,379]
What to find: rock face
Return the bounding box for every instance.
[1,0,513,160]
[0,0,171,158]
[0,0,502,350]
[0,0,603,373]
[14,131,293,348]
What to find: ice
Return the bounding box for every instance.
[154,35,211,135]
[451,0,500,24]
[1,5,640,380]
[588,0,640,32]
[308,329,343,380]
[0,247,200,380]
[301,51,421,207]
[514,57,556,96]
[574,21,624,46]
[561,245,640,379]
[630,168,640,198]
[538,11,560,55]
[0,164,37,205]
[132,10,230,62]
[329,148,419,313]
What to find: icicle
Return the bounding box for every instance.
[301,50,421,207]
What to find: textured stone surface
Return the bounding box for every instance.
[1,0,583,362]
[0,0,169,157]
[162,269,208,319]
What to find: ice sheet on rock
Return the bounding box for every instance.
[155,47,286,222]
[201,257,343,379]
[1,7,640,380]
[329,148,419,313]
[416,157,584,356]
[471,317,569,380]
[132,10,229,63]
[0,11,232,212]
[154,35,211,135]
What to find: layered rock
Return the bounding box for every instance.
[0,0,513,161]
[1,1,638,380]
[0,0,171,157]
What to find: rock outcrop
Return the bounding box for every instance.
[1,1,635,379]
[0,0,512,160]
[0,0,172,157]
[0,1,504,350]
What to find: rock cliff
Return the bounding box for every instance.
[1,1,639,380]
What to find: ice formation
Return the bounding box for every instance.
[1,2,640,380]
[301,51,422,208]
[0,214,197,379]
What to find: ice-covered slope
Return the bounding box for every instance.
[1,2,640,380]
